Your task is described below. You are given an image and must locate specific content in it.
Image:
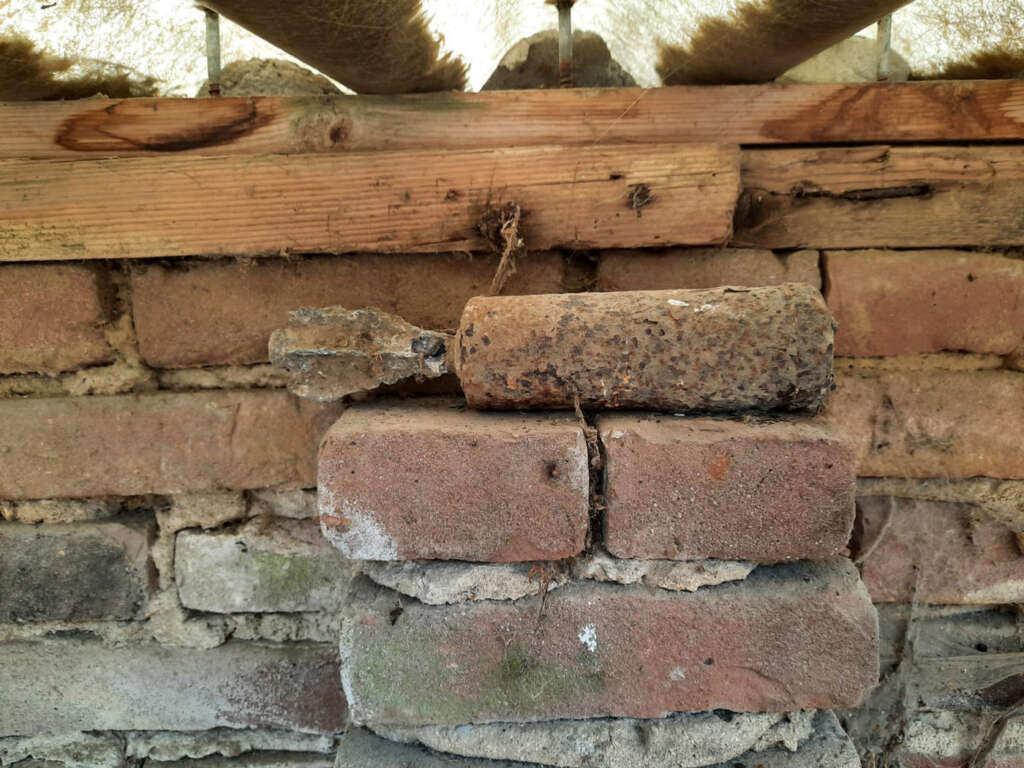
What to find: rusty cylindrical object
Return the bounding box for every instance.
[452,283,835,412]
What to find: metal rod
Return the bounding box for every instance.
[204,7,222,96]
[556,1,573,88]
[876,13,893,81]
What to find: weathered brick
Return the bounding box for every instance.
[599,414,855,561]
[825,250,1024,357]
[0,263,112,374]
[130,253,563,369]
[0,391,342,499]
[319,401,589,561]
[596,248,820,292]
[0,640,344,734]
[0,519,153,621]
[857,496,1024,604]
[826,369,1024,478]
[176,518,355,613]
[341,559,878,726]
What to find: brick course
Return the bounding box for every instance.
[0,391,342,499]
[319,401,589,562]
[825,250,1024,357]
[596,248,821,292]
[342,559,878,726]
[0,263,112,374]
[599,414,856,561]
[130,253,563,369]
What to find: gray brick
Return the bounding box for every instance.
[0,640,345,735]
[176,519,355,613]
[0,519,154,621]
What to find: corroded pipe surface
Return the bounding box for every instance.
[452,284,835,412]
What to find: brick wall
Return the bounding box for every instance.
[4,244,1019,766]
[3,85,1024,768]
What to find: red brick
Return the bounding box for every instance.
[0,391,341,499]
[826,369,1024,479]
[318,401,589,562]
[0,519,154,621]
[0,263,112,374]
[599,414,856,561]
[130,253,563,368]
[341,559,878,725]
[858,496,1024,604]
[596,248,820,292]
[825,250,1024,356]
[0,640,344,733]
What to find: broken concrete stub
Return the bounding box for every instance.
[269,306,450,401]
[453,284,836,411]
[341,559,878,726]
[599,414,856,562]
[318,400,590,562]
[378,710,814,768]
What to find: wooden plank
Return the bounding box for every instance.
[734,145,1024,248]
[0,143,738,262]
[2,81,1023,160]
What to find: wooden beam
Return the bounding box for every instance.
[734,145,1024,248]
[2,81,1023,160]
[0,144,738,262]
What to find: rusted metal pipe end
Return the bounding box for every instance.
[453,284,836,413]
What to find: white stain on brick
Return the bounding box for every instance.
[578,624,597,653]
[667,299,689,307]
[318,488,398,561]
[669,666,687,681]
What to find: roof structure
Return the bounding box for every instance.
[0,0,1021,96]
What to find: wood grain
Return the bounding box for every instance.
[734,145,1024,248]
[2,81,1023,160]
[0,143,738,261]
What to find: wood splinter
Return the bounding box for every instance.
[270,284,836,413]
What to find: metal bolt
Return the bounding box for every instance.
[204,7,222,97]
[876,13,893,81]
[556,0,574,88]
